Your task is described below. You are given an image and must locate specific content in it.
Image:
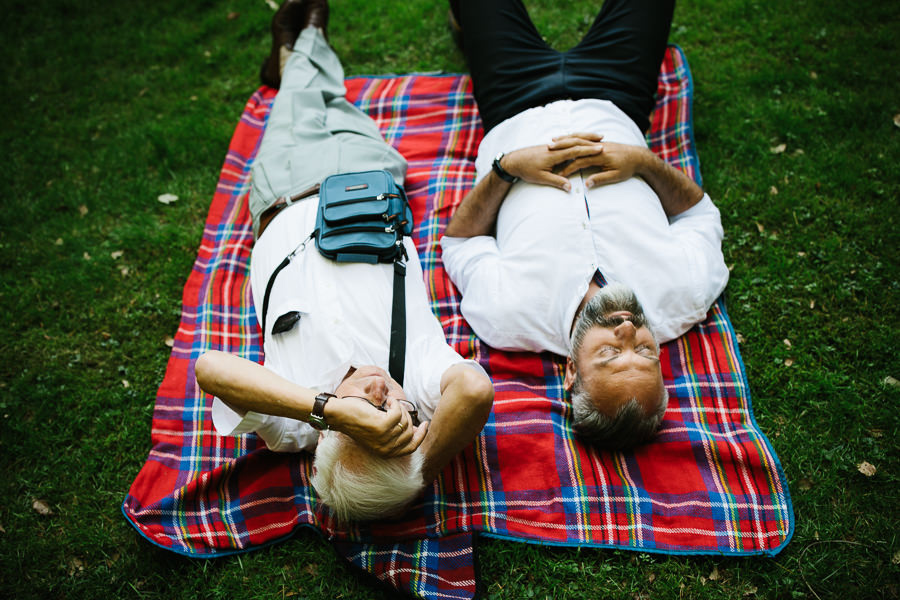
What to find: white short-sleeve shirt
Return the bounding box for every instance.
[213,198,483,452]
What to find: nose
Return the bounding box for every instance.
[614,320,636,340]
[366,376,389,400]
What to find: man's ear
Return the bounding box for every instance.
[563,356,577,392]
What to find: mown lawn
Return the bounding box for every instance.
[1,0,897,598]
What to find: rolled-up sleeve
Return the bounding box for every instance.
[440,235,501,298]
[668,194,730,317]
[439,235,511,347]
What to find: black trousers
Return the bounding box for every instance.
[457,0,676,134]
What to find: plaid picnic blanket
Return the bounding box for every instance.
[122,47,793,599]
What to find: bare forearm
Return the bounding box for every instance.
[419,364,494,482]
[195,351,317,420]
[635,148,704,217]
[443,170,512,238]
[196,352,427,456]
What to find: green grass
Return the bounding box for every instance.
[1,0,898,598]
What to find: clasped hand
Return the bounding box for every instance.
[328,366,427,458]
[503,132,645,191]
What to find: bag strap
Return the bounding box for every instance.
[261,246,408,385]
[260,237,310,339]
[389,257,407,386]
[261,254,292,339]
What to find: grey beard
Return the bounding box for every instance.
[578,282,648,330]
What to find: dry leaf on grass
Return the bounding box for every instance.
[55,238,64,246]
[709,566,720,581]
[798,478,813,491]
[157,193,178,205]
[883,376,898,388]
[68,557,85,576]
[265,0,279,10]
[894,113,900,129]
[770,143,787,154]
[164,336,175,348]
[857,461,876,477]
[78,204,88,216]
[784,358,794,367]
[33,499,53,516]
[111,250,124,260]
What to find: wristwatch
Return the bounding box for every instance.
[308,392,337,431]
[492,152,519,184]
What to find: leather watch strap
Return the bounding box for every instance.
[308,392,336,431]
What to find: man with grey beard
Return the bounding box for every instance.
[440,0,729,450]
[564,283,668,450]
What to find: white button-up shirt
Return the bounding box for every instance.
[440,99,729,353]
[213,198,482,452]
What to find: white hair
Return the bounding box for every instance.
[310,431,425,522]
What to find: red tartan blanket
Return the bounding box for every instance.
[122,47,793,599]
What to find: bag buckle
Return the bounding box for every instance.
[397,241,409,261]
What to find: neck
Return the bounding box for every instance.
[571,280,603,335]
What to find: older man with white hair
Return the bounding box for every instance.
[441,0,729,450]
[195,0,493,522]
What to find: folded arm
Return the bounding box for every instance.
[443,140,609,238]
[552,132,704,217]
[195,351,425,457]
